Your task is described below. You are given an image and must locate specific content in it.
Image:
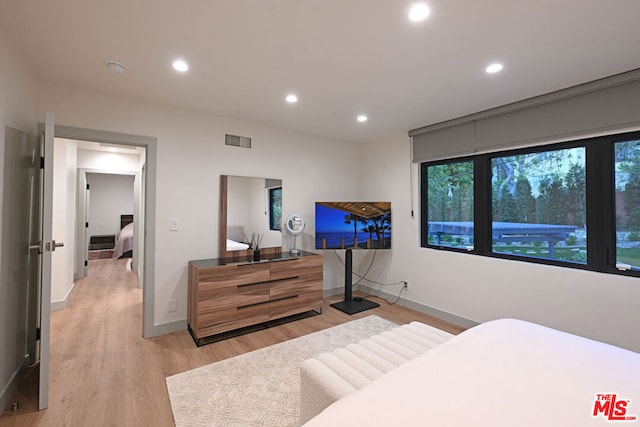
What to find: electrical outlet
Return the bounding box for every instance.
[168,299,177,312]
[403,281,408,289]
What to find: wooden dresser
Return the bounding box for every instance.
[188,251,323,346]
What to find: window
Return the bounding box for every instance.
[424,160,474,250]
[420,130,640,278]
[491,147,586,263]
[614,139,640,271]
[269,187,282,231]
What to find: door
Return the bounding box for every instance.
[75,171,91,280]
[1,126,40,393]
[36,112,59,410]
[84,179,90,276]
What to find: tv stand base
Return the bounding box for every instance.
[330,298,380,315]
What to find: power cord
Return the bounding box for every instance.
[332,250,408,289]
[361,283,408,305]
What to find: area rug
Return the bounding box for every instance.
[166,315,397,426]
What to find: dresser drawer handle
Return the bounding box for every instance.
[237,300,270,310]
[237,281,270,288]
[269,294,299,304]
[270,275,300,282]
[236,294,299,310]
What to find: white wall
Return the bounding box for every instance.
[37,82,361,329]
[227,176,253,238]
[359,133,640,352]
[86,173,134,238]
[51,138,77,308]
[0,29,39,411]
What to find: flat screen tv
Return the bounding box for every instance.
[315,202,391,250]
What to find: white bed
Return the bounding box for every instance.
[226,225,250,251]
[226,238,249,251]
[112,221,134,258]
[304,318,640,426]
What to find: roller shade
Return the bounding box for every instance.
[411,68,640,163]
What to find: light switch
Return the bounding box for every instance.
[170,218,179,231]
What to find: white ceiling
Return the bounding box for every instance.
[2,0,640,143]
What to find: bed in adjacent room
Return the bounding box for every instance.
[113,214,134,258]
[303,318,640,426]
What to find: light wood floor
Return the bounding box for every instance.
[1,258,464,426]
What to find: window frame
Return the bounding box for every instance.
[268,186,282,231]
[421,156,476,253]
[420,130,640,278]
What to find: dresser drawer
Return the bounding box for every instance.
[270,289,323,320]
[197,262,269,292]
[269,256,323,281]
[270,271,323,300]
[198,282,269,314]
[197,303,269,337]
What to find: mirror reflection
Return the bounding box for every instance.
[223,175,282,254]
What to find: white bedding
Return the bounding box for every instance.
[304,318,640,426]
[226,238,249,251]
[112,222,134,258]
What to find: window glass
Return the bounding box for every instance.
[426,160,474,250]
[491,147,586,263]
[614,139,640,271]
[269,187,282,231]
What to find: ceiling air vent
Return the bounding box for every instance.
[225,133,252,149]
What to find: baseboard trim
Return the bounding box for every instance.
[0,357,28,415]
[51,283,75,311]
[149,289,477,338]
[324,286,478,330]
[152,319,187,337]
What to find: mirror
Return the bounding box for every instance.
[284,214,305,255]
[220,175,283,259]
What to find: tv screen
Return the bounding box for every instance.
[315,202,391,250]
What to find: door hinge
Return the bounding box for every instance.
[85,222,89,228]
[86,183,90,190]
[36,327,41,341]
[85,260,88,267]
[40,157,45,169]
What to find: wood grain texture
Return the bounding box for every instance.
[269,255,323,280]
[0,258,465,426]
[188,254,324,342]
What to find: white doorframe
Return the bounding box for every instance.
[76,168,141,281]
[39,123,157,338]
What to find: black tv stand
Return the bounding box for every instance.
[330,248,380,315]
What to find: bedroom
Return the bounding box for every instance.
[1,0,640,425]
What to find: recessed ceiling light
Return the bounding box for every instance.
[172,59,189,72]
[106,61,126,74]
[285,94,298,103]
[486,63,504,74]
[409,3,430,22]
[357,115,368,123]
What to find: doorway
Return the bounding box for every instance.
[47,124,157,338]
[85,172,136,269]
